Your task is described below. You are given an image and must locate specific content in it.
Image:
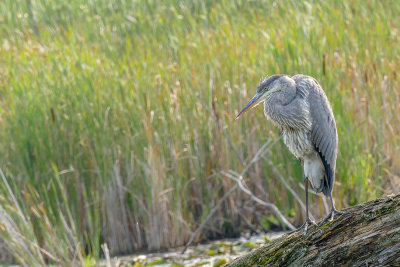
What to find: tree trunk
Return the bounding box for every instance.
[227,194,400,266]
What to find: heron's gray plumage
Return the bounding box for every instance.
[236,73,341,228]
[261,74,338,196]
[236,74,341,231]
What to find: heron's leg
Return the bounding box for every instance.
[288,179,316,235]
[305,179,310,220]
[303,179,317,229]
[320,190,344,224]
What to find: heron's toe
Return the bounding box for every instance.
[334,209,344,215]
[288,218,317,235]
[302,219,317,235]
[320,209,343,225]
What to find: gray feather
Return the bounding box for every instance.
[262,74,338,195]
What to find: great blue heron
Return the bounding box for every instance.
[236,74,342,231]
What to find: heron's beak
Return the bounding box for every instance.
[235,92,266,120]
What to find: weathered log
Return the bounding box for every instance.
[228,194,400,266]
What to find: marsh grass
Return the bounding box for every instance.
[0,0,399,264]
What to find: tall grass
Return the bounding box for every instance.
[0,0,399,264]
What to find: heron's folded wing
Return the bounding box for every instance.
[309,85,338,194]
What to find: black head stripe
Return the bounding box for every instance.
[257,74,286,92]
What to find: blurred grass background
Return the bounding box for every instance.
[0,0,399,264]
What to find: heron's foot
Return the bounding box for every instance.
[320,208,344,225]
[288,218,317,235]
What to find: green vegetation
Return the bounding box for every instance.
[0,0,399,265]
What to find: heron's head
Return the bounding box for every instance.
[235,74,288,120]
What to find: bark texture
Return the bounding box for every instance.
[228,194,400,267]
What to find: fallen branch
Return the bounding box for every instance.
[221,171,295,231]
[182,138,281,253]
[227,193,400,266]
[264,160,312,220]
